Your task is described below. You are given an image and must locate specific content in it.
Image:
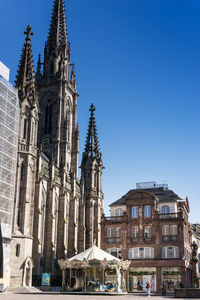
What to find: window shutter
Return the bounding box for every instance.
[175,247,179,258]
[162,247,166,258]
[133,248,138,259]
[151,248,155,258]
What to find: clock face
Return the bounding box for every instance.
[42,138,49,148]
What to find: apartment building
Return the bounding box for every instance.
[101,182,192,294]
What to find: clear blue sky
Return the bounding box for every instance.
[1,0,200,221]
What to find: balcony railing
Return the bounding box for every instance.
[131,235,138,242]
[162,235,178,242]
[103,216,124,223]
[106,237,121,243]
[158,213,178,219]
[144,236,152,242]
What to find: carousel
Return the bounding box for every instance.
[58,243,130,293]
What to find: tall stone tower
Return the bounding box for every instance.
[80,104,104,251]
[9,0,103,287]
[32,0,80,282]
[10,25,39,286]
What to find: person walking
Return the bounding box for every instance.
[146,281,151,296]
[162,281,166,296]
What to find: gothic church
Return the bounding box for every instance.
[10,0,103,286]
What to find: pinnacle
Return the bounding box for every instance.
[83,104,101,159]
[15,25,36,103]
[47,0,68,54]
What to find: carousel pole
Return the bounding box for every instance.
[84,269,87,292]
[69,268,72,289]
[62,269,66,291]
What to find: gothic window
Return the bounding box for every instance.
[49,105,52,133]
[50,62,54,76]
[16,244,20,257]
[17,210,21,227]
[23,119,27,140]
[18,163,24,206]
[44,104,52,134]
[94,172,97,188]
[32,122,35,145]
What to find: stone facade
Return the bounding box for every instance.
[10,0,103,287]
[101,182,192,294]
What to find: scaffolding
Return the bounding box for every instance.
[0,75,19,225]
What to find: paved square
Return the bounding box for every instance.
[0,294,188,300]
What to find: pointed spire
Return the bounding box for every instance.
[15,25,36,102]
[83,104,101,159]
[47,0,68,55]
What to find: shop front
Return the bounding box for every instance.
[128,267,156,292]
[161,267,181,293]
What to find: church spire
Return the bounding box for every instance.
[83,104,101,159]
[47,0,67,55]
[15,25,36,102]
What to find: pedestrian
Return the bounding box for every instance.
[162,281,166,296]
[146,280,151,296]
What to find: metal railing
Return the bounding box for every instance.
[158,213,178,219]
[103,216,124,222]
[106,237,121,243]
[162,235,178,242]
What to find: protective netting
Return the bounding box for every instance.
[0,76,19,225]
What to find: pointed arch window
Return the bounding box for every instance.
[50,62,54,76]
[16,244,20,257]
[32,122,35,145]
[18,163,24,206]
[23,119,27,140]
[44,104,52,134]
[17,210,21,227]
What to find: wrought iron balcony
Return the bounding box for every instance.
[106,237,121,243]
[131,235,138,242]
[162,235,178,242]
[158,213,179,219]
[103,216,125,223]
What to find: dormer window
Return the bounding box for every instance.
[162,205,170,215]
[115,208,123,216]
